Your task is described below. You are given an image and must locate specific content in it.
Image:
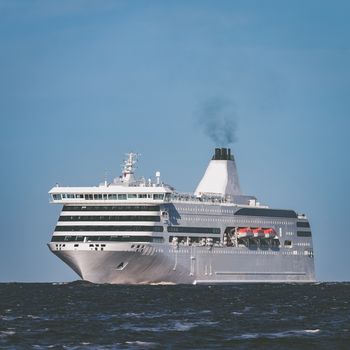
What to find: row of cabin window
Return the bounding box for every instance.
[58,215,161,222]
[234,208,298,218]
[168,226,221,234]
[296,221,311,228]
[52,193,165,200]
[55,225,164,232]
[51,235,164,243]
[296,231,312,237]
[62,205,160,211]
[169,236,221,244]
[55,225,220,234]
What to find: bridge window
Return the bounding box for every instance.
[153,194,165,200]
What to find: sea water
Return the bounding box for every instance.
[0,282,349,349]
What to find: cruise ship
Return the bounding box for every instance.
[48,148,315,284]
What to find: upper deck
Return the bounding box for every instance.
[47,150,295,212]
[49,183,171,204]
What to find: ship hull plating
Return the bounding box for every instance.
[48,243,315,284]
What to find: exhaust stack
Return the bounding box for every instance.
[194,148,241,197]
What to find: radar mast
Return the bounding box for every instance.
[121,152,139,184]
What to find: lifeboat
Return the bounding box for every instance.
[237,227,253,238]
[252,227,264,238]
[263,228,276,238]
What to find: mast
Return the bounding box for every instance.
[121,152,139,184]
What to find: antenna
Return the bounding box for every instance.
[104,170,108,187]
[121,152,140,183]
[156,171,161,185]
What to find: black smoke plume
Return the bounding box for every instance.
[195,97,238,146]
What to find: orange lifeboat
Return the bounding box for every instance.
[263,228,276,238]
[252,227,264,238]
[237,227,253,238]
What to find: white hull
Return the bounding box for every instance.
[48,242,315,284]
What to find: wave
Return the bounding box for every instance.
[115,319,219,333]
[230,329,321,340]
[0,330,16,338]
[125,341,159,348]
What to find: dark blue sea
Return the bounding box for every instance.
[0,282,349,349]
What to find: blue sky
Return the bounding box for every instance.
[1,0,349,281]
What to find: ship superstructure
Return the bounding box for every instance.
[48,149,315,283]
